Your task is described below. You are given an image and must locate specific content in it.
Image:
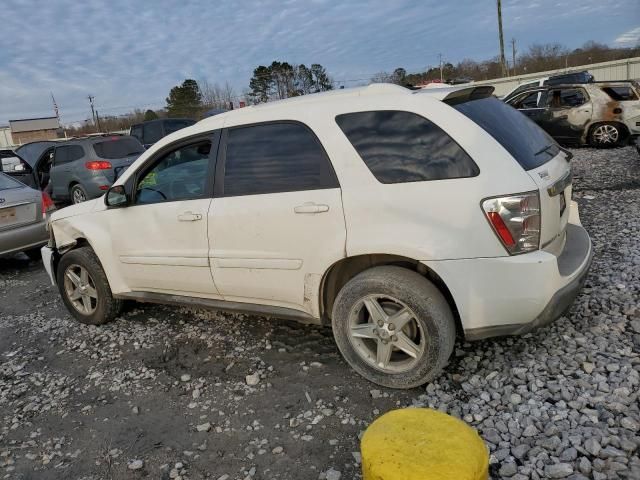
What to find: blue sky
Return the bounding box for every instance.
[1,0,638,125]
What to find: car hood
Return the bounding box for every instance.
[50,198,100,221]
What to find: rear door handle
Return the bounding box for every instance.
[294,203,329,214]
[178,211,202,221]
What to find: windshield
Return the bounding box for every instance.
[93,137,144,159]
[0,172,24,190]
[454,97,560,170]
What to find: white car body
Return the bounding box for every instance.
[43,83,592,342]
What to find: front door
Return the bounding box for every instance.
[209,122,346,315]
[108,135,221,296]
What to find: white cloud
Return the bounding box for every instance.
[615,26,640,46]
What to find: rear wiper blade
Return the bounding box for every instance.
[534,144,554,156]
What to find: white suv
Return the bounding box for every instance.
[42,84,592,388]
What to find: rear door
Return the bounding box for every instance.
[209,121,346,316]
[50,145,85,198]
[540,87,592,144]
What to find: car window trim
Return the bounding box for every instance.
[126,130,221,207]
[215,119,340,198]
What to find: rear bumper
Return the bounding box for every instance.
[0,220,48,256]
[422,205,593,341]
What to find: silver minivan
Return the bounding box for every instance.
[49,135,144,204]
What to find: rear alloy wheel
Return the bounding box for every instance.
[70,184,88,204]
[591,123,622,148]
[332,266,456,389]
[57,246,122,325]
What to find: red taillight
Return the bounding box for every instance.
[85,161,112,170]
[41,191,55,218]
[486,212,515,247]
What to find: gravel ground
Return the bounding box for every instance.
[1,146,639,480]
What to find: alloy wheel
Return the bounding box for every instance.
[347,294,425,373]
[63,264,98,315]
[72,187,86,204]
[593,124,619,145]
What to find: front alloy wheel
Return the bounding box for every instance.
[63,264,98,315]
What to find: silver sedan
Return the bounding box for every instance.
[0,173,55,260]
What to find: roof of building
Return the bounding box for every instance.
[9,117,60,133]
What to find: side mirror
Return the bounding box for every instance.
[105,185,129,208]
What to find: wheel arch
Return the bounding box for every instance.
[319,253,463,337]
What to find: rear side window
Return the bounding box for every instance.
[548,88,587,108]
[455,97,559,171]
[601,86,638,101]
[93,137,144,159]
[336,111,479,184]
[164,120,195,135]
[143,122,163,144]
[223,122,338,197]
[54,145,84,165]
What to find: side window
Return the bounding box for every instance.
[130,125,143,142]
[549,89,587,108]
[54,145,84,165]
[512,91,541,109]
[336,111,479,184]
[223,122,338,197]
[143,122,163,144]
[601,86,638,101]
[135,140,212,205]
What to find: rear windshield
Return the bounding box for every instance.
[454,97,560,170]
[93,137,144,159]
[164,120,195,135]
[0,173,23,190]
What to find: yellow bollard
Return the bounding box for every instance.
[361,408,489,480]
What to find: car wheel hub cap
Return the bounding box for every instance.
[594,125,618,144]
[347,295,425,373]
[63,264,98,315]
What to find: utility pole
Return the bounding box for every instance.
[438,53,444,82]
[511,38,517,76]
[95,110,102,133]
[496,0,508,77]
[87,95,96,130]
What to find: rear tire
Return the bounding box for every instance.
[70,184,88,204]
[57,246,122,325]
[332,266,456,389]
[590,123,624,148]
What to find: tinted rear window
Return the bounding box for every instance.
[336,111,479,183]
[454,97,560,170]
[93,138,144,159]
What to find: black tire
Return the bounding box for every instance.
[56,246,122,325]
[24,248,42,261]
[70,184,88,204]
[590,123,624,148]
[332,266,456,389]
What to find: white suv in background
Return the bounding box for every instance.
[42,84,592,388]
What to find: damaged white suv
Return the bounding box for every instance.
[42,84,592,388]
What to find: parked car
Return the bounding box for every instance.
[502,70,595,103]
[42,84,592,388]
[129,118,196,148]
[506,81,640,147]
[0,172,56,259]
[49,135,145,204]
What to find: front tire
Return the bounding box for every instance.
[56,246,122,325]
[332,266,456,389]
[70,184,88,204]
[590,123,623,148]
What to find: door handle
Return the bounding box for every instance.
[177,211,202,221]
[558,115,568,120]
[294,203,329,214]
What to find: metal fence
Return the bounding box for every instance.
[474,56,640,96]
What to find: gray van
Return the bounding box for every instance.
[49,136,144,204]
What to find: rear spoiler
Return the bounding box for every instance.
[442,86,496,106]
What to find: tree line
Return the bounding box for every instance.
[65,40,638,135]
